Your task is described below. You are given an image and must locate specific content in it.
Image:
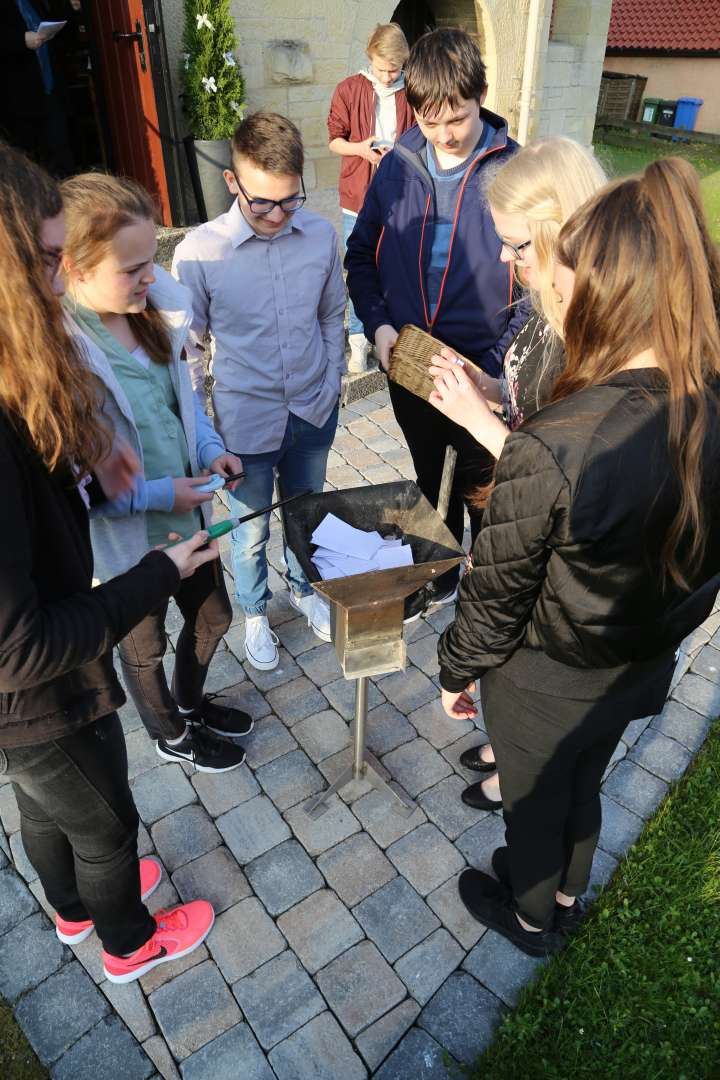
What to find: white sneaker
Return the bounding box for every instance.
[290,591,332,642]
[348,334,370,374]
[244,615,279,670]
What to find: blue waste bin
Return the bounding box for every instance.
[674,97,704,131]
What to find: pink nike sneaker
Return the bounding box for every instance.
[55,856,163,945]
[102,900,215,984]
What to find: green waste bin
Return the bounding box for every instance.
[642,97,662,123]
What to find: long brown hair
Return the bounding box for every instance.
[61,173,172,365]
[0,143,109,473]
[556,157,720,590]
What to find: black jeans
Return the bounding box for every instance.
[0,714,155,957]
[482,666,667,930]
[388,381,494,588]
[118,558,232,741]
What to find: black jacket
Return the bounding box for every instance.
[0,3,47,151]
[438,369,720,693]
[0,410,180,747]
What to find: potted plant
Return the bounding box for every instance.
[182,0,246,221]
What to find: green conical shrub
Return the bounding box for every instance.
[182,0,246,139]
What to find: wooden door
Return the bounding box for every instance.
[90,0,172,223]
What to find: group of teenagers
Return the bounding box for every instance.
[1,23,719,992]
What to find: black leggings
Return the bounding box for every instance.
[1,714,155,957]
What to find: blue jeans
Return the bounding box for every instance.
[342,211,363,337]
[227,406,339,615]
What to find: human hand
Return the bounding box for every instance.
[441,684,478,720]
[95,440,141,499]
[25,31,44,49]
[209,452,243,492]
[356,136,384,165]
[172,477,215,513]
[160,532,220,579]
[374,324,398,372]
[429,352,509,458]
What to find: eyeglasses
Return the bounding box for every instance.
[498,236,532,261]
[234,175,307,216]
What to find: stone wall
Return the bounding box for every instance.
[159,0,612,227]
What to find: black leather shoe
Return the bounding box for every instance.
[461,779,502,810]
[492,847,586,935]
[185,696,254,739]
[459,744,497,773]
[457,868,563,957]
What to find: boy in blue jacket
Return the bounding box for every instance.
[346,27,526,604]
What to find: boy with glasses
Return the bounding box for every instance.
[346,28,528,608]
[173,111,345,670]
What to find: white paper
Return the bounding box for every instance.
[37,21,67,41]
[374,545,414,570]
[311,513,414,580]
[311,513,384,561]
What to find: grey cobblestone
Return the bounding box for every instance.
[406,633,441,679]
[204,650,247,695]
[620,715,653,749]
[323,676,385,720]
[0,912,67,1001]
[284,793,360,855]
[426,873,486,951]
[598,794,645,858]
[651,699,712,752]
[602,760,669,820]
[149,959,241,1060]
[440,729,489,783]
[418,776,487,841]
[352,787,427,849]
[217,795,291,865]
[266,677,330,726]
[139,945,209,996]
[380,667,438,714]
[125,728,162,780]
[246,839,324,915]
[244,717,298,770]
[671,671,720,716]
[463,930,545,1006]
[394,927,464,1005]
[293,710,350,763]
[101,979,156,1043]
[354,876,439,963]
[355,999,421,1072]
[296,643,343,686]
[233,950,324,1050]
[316,747,376,803]
[0,867,37,935]
[268,1012,368,1080]
[255,749,325,811]
[690,646,720,683]
[277,889,363,974]
[243,647,301,692]
[383,739,453,797]
[317,832,396,906]
[628,728,693,783]
[276,616,322,657]
[172,847,251,914]
[455,813,507,874]
[0,784,20,833]
[316,940,405,1037]
[408,698,474,749]
[374,1027,451,1080]
[209,680,272,722]
[419,972,505,1065]
[364,703,416,756]
[180,1022,275,1080]
[16,961,108,1064]
[131,765,196,825]
[151,805,221,873]
[142,1034,181,1080]
[191,766,260,817]
[587,847,619,896]
[53,1016,153,1080]
[9,831,36,882]
[387,823,466,897]
[208,897,285,982]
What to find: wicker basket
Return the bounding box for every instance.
[388,325,477,402]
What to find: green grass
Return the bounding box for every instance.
[469,718,720,1080]
[0,999,46,1080]
[594,131,720,243]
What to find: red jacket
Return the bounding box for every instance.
[327,73,415,214]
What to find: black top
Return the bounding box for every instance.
[503,310,564,429]
[0,410,180,747]
[439,369,720,699]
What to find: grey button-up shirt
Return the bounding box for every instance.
[172,200,346,453]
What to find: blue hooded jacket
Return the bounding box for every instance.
[345,109,527,378]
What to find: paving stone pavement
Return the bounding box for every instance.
[1,386,720,1078]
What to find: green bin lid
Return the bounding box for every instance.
[643,97,662,105]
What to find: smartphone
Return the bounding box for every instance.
[371,141,392,152]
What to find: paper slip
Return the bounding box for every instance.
[311,513,414,580]
[37,21,67,41]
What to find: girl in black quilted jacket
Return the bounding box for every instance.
[436,158,720,956]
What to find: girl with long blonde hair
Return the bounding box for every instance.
[429,137,606,790]
[438,158,720,957]
[61,172,249,775]
[0,143,218,985]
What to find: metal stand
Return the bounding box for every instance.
[305,676,416,820]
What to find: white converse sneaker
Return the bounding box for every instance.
[290,592,332,642]
[244,615,279,670]
[348,333,370,373]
